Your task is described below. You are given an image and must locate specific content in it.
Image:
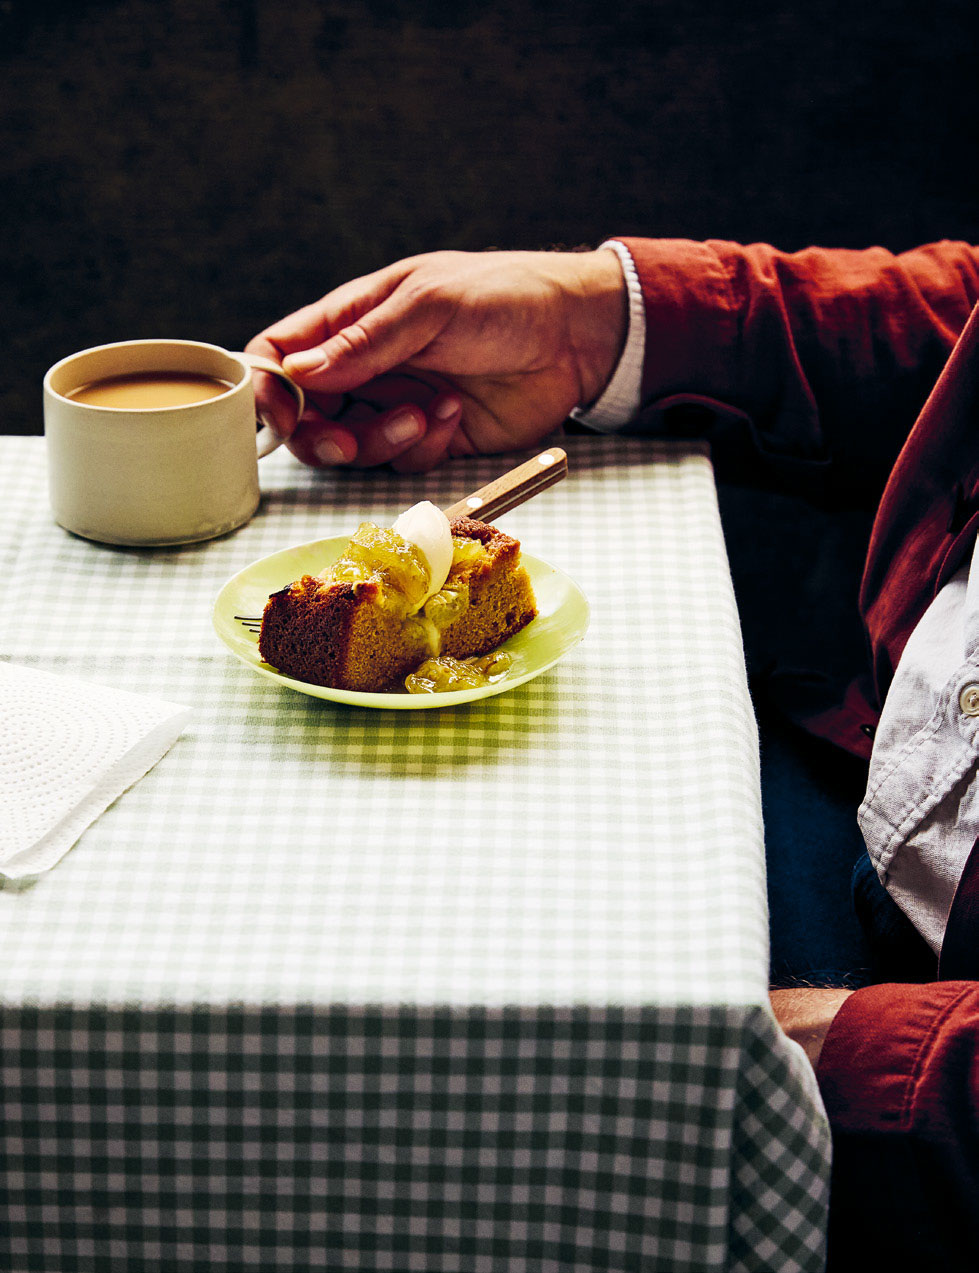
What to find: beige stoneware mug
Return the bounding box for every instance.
[43,338,304,546]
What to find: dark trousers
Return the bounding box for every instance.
[758,697,934,987]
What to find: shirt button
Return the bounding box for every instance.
[960,685,979,715]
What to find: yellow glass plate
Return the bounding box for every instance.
[213,536,590,709]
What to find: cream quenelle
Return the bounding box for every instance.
[391,500,453,609]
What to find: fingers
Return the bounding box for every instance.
[284,412,358,468]
[281,286,446,394]
[251,369,312,440]
[344,404,428,469]
[389,399,463,474]
[250,259,417,360]
[286,404,426,470]
[285,394,463,473]
[247,252,464,470]
[348,395,464,471]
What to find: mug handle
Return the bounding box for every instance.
[234,352,306,459]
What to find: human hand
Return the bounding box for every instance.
[245,248,628,472]
[769,987,854,1068]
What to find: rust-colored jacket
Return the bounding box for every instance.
[619,236,979,1269]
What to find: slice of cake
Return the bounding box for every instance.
[258,504,537,691]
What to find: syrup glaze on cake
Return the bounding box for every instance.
[258,515,537,692]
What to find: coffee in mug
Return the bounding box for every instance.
[44,339,304,546]
[65,371,235,410]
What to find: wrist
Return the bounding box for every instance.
[770,987,854,1069]
[563,248,629,408]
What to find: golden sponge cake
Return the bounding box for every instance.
[258,516,537,691]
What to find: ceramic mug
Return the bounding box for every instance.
[43,338,304,546]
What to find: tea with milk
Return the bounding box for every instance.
[65,371,232,409]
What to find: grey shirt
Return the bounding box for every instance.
[858,545,979,954]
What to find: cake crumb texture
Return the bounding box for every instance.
[258,517,537,691]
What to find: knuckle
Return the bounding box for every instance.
[402,254,467,306]
[334,321,375,359]
[398,274,440,311]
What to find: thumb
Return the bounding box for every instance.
[282,289,444,392]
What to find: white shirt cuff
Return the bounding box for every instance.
[569,239,646,433]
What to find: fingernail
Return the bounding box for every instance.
[383,410,423,446]
[433,396,461,420]
[284,348,326,375]
[314,438,346,464]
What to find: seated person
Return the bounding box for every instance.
[249,236,979,1271]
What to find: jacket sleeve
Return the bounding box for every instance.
[614,237,979,503]
[815,980,979,1271]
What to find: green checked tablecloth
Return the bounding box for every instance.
[0,435,830,1272]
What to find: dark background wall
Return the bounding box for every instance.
[2,0,978,434]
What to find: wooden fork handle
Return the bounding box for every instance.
[443,447,568,523]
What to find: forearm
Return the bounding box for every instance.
[769,987,853,1067]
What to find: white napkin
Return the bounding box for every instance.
[0,661,191,879]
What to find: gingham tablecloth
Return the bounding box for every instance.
[0,435,830,1273]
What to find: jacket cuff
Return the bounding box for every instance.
[816,980,979,1132]
[613,237,739,403]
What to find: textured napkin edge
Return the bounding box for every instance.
[0,707,193,880]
